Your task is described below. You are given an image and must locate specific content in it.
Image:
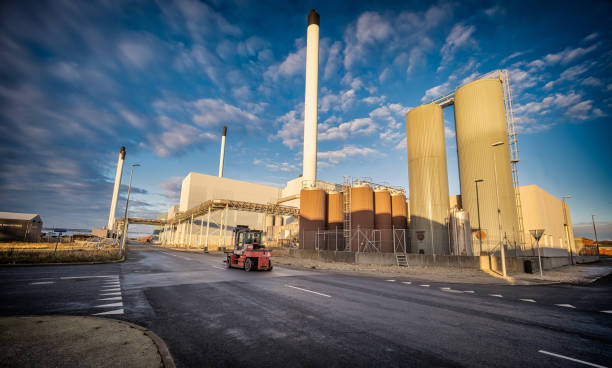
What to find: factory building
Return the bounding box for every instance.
[0,212,43,242]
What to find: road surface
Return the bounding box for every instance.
[1,245,611,367]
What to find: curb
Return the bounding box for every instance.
[0,254,126,267]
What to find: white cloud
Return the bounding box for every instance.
[438,23,477,71]
[582,77,602,87]
[191,98,259,127]
[369,103,410,129]
[362,95,386,105]
[501,51,527,65]
[528,43,599,70]
[264,45,306,81]
[543,62,592,90]
[159,176,183,200]
[273,108,303,149]
[318,145,382,166]
[422,81,451,102]
[146,116,215,157]
[323,41,342,80]
[118,40,154,68]
[319,117,377,141]
[484,6,505,17]
[445,126,455,139]
[566,100,605,121]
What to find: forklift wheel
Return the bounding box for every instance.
[244,258,253,272]
[226,256,231,268]
[268,260,273,271]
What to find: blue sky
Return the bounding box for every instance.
[0,0,610,239]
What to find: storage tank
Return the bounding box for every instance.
[405,104,450,255]
[374,188,393,252]
[350,182,374,251]
[454,78,519,253]
[391,192,408,230]
[327,191,344,250]
[449,209,472,256]
[299,188,326,250]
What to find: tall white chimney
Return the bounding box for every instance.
[302,9,320,187]
[107,146,126,231]
[218,126,227,177]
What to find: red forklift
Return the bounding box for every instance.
[225,225,273,271]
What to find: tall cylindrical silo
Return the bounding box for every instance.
[405,104,450,255]
[374,188,393,252]
[454,78,519,254]
[351,183,373,252]
[327,191,344,250]
[391,192,408,230]
[299,188,326,250]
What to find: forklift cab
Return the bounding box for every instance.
[233,226,264,256]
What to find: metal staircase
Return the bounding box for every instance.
[395,253,408,267]
[500,69,526,252]
[343,176,352,251]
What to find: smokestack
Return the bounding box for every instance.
[107,146,126,231]
[302,9,320,187]
[218,126,227,177]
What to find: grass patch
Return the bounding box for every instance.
[0,241,121,264]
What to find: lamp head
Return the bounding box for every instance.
[491,141,504,147]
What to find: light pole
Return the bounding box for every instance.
[120,163,140,254]
[561,195,573,264]
[592,214,599,255]
[491,141,507,277]
[474,179,484,256]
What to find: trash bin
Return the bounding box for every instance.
[523,260,533,274]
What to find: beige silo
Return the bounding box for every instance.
[327,191,345,250]
[374,188,393,252]
[299,188,326,250]
[454,78,519,253]
[405,104,450,254]
[391,192,408,230]
[350,183,374,252]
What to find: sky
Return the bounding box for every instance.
[0,0,610,239]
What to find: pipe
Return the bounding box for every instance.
[275,194,300,204]
[107,146,126,232]
[302,9,320,187]
[218,126,227,177]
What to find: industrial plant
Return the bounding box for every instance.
[104,9,588,272]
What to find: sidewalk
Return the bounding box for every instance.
[0,316,174,368]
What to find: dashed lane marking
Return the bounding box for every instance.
[419,285,430,287]
[92,309,124,316]
[441,288,463,293]
[555,304,576,309]
[100,292,121,296]
[285,284,332,298]
[213,266,225,270]
[520,299,536,303]
[29,281,55,285]
[601,310,612,314]
[386,280,396,282]
[538,350,607,368]
[463,291,475,293]
[489,294,503,298]
[95,302,123,308]
[61,275,117,280]
[402,281,412,285]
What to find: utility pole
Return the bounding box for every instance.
[475,179,484,256]
[491,141,507,277]
[592,214,599,255]
[120,163,140,254]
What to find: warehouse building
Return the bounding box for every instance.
[0,212,43,242]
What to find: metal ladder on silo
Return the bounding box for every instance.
[343,176,352,251]
[501,69,526,253]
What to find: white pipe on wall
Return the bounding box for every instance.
[107,146,126,232]
[302,9,320,187]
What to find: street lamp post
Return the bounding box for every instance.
[120,163,140,254]
[592,214,599,255]
[491,141,507,277]
[561,195,573,265]
[474,179,484,256]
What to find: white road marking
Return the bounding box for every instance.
[402,281,412,285]
[441,288,463,294]
[463,290,475,293]
[601,310,612,314]
[538,350,607,368]
[103,282,120,285]
[520,299,536,303]
[95,302,123,308]
[285,284,332,298]
[98,296,122,301]
[92,309,124,316]
[100,288,120,292]
[29,281,55,285]
[213,266,225,270]
[386,279,396,282]
[489,294,503,298]
[100,292,121,296]
[419,284,430,287]
[555,304,576,309]
[61,275,117,279]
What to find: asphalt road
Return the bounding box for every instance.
[1,245,611,367]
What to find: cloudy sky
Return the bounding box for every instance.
[0,0,610,239]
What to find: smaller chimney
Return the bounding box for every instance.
[218,126,227,178]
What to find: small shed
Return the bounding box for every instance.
[0,212,43,242]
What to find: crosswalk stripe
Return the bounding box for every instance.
[92,309,124,316]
